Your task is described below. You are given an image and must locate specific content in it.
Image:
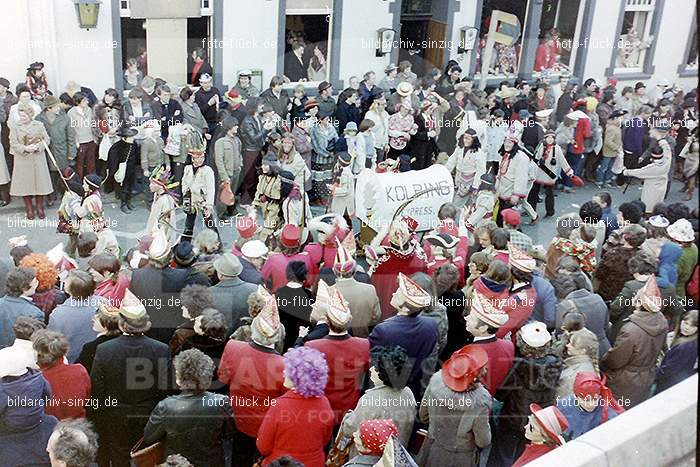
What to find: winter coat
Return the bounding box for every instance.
[471,336,515,395]
[180,100,208,133]
[555,289,611,359]
[0,296,44,349]
[260,88,291,119]
[623,154,671,213]
[140,136,167,170]
[530,272,557,329]
[40,360,91,420]
[194,86,221,124]
[335,101,361,135]
[602,311,667,406]
[48,296,99,363]
[209,277,257,333]
[496,147,531,200]
[142,392,233,467]
[151,99,184,140]
[655,338,698,393]
[9,120,53,196]
[239,114,267,151]
[603,122,623,157]
[676,244,698,299]
[556,354,597,398]
[36,110,76,170]
[0,369,57,466]
[556,394,619,439]
[257,390,334,467]
[657,241,683,289]
[334,277,381,338]
[417,373,492,467]
[214,134,242,182]
[534,143,572,186]
[496,352,563,432]
[594,245,639,301]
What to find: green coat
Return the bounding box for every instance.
[36,110,76,171]
[677,244,698,299]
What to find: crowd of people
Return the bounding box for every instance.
[0,51,698,467]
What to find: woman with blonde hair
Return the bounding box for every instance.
[10,101,53,219]
[556,328,599,398]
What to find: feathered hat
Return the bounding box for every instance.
[185,126,207,156]
[149,165,179,194]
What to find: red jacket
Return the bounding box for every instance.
[257,390,334,467]
[572,117,592,154]
[218,341,286,437]
[496,284,538,339]
[371,249,428,320]
[41,360,91,420]
[306,335,370,424]
[261,251,314,292]
[512,443,557,467]
[471,336,515,395]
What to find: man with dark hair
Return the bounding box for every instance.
[276,260,314,350]
[189,47,213,86]
[0,267,42,348]
[152,84,183,141]
[593,191,618,239]
[48,269,98,362]
[47,419,98,467]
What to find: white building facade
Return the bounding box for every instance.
[0,0,696,95]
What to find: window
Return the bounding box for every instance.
[284,0,333,84]
[402,0,432,15]
[534,0,584,74]
[476,0,529,79]
[615,0,656,71]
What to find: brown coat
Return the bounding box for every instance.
[602,311,667,407]
[334,277,381,338]
[9,120,53,196]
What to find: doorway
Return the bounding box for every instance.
[120,18,147,71]
[399,0,449,75]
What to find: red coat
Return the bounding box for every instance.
[261,251,314,292]
[572,117,592,154]
[306,335,370,424]
[371,248,428,320]
[496,285,538,339]
[256,390,334,467]
[41,360,91,420]
[471,336,515,395]
[512,443,557,467]
[534,43,556,71]
[425,236,469,287]
[218,341,286,437]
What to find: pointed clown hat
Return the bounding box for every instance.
[396,273,432,309]
[326,285,352,327]
[333,235,357,275]
[253,293,281,338]
[119,288,147,320]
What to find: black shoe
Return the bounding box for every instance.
[545,212,555,218]
[121,202,131,214]
[126,200,135,211]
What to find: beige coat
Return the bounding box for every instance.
[556,354,597,399]
[623,152,671,213]
[9,120,53,196]
[334,277,381,337]
[214,135,243,184]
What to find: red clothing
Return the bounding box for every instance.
[534,43,556,71]
[218,341,286,437]
[425,236,469,287]
[94,274,130,308]
[256,390,334,467]
[512,443,557,467]
[370,248,428,320]
[494,250,509,265]
[572,117,592,154]
[496,285,538,339]
[190,61,204,85]
[40,360,91,420]
[471,336,515,395]
[303,242,338,271]
[306,335,370,424]
[261,251,313,292]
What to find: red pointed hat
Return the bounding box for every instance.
[253,294,281,338]
[470,290,509,328]
[441,345,489,392]
[333,237,356,274]
[401,215,419,232]
[509,243,536,272]
[530,404,569,445]
[573,372,624,422]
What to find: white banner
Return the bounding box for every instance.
[355,165,454,232]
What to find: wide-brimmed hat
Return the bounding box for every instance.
[28,62,44,70]
[43,95,59,108]
[213,253,243,278]
[610,109,628,118]
[117,126,138,138]
[441,345,488,392]
[535,108,554,119]
[396,82,414,97]
[424,233,459,250]
[496,87,519,99]
[667,219,694,243]
[648,215,669,228]
[240,239,268,259]
[530,403,569,445]
[304,98,319,113]
[520,321,551,348]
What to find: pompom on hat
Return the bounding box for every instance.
[470,290,509,328]
[530,403,569,446]
[635,274,662,312]
[519,321,551,348]
[509,243,537,273]
[666,218,694,243]
[359,419,399,455]
[119,289,147,320]
[441,345,489,392]
[395,273,432,309]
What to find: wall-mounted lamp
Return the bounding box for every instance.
[458,27,479,54]
[376,28,396,57]
[73,0,101,29]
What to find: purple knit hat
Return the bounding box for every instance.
[283,347,329,398]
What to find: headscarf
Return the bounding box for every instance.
[359,419,399,455]
[573,372,624,423]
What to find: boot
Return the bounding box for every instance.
[35,195,45,219]
[0,184,10,207]
[23,196,35,220]
[121,201,131,214]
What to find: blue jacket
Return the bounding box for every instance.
[530,272,557,330]
[556,394,619,439]
[657,242,683,288]
[48,296,99,362]
[601,206,619,239]
[0,296,44,349]
[622,117,645,155]
[656,339,698,393]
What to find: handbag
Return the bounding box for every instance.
[130,437,165,467]
[114,144,133,185]
[219,180,235,206]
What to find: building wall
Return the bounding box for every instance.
[446,0,480,69]
[219,0,280,89]
[336,0,394,86]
